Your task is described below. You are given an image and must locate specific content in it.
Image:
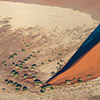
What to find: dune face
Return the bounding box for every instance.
[0,0,100,21]
[47,42,100,85]
[46,25,100,85]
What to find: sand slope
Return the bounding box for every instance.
[46,41,100,85]
[47,42,100,84]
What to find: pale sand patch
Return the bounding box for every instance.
[0,1,98,31]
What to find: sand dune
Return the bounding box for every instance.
[0,1,100,100]
[46,41,100,85]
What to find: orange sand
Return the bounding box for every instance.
[46,42,100,85]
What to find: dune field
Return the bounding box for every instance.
[0,1,100,100]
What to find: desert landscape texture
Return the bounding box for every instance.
[0,0,100,100]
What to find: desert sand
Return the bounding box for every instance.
[0,1,98,30]
[0,1,100,100]
[0,0,100,22]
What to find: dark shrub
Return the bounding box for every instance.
[24,67,29,71]
[32,64,37,67]
[23,74,28,79]
[21,49,25,52]
[87,74,92,78]
[23,86,27,91]
[78,78,83,83]
[9,55,14,59]
[34,79,42,86]
[13,72,19,78]
[13,53,17,56]
[7,80,13,85]
[4,79,8,83]
[10,70,16,75]
[40,90,44,93]
[14,82,18,86]
[16,84,22,88]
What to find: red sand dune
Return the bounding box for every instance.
[1,0,100,21]
[46,42,100,85]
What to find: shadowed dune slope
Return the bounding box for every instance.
[46,24,100,85]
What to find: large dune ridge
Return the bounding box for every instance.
[46,42,100,85]
[0,0,100,22]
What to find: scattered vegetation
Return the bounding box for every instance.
[57,62,60,65]
[4,79,9,83]
[12,62,15,66]
[27,57,31,60]
[32,51,34,53]
[14,82,18,86]
[51,71,55,76]
[41,62,44,65]
[19,66,23,70]
[9,55,14,59]
[23,74,28,79]
[60,59,64,62]
[37,51,40,53]
[32,64,37,67]
[26,45,29,47]
[13,72,19,78]
[13,53,17,56]
[34,79,42,86]
[23,86,28,91]
[24,42,26,44]
[21,49,25,52]
[10,70,16,75]
[16,84,22,88]
[41,84,53,91]
[2,61,6,65]
[32,76,37,80]
[40,89,45,93]
[73,78,77,81]
[24,59,27,62]
[7,80,13,85]
[30,66,34,71]
[15,88,20,91]
[87,74,92,78]
[24,67,29,71]
[30,43,33,45]
[4,64,7,68]
[65,80,72,84]
[15,64,19,68]
[58,53,62,56]
[78,77,83,83]
[30,54,33,57]
[48,60,52,62]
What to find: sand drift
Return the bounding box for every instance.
[0,1,98,30]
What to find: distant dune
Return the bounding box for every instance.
[0,0,100,22]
